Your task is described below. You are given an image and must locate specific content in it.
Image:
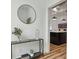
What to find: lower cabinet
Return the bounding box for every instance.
[50,32,67,45]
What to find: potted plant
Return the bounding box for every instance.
[12,27,22,41]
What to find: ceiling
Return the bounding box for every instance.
[49,1,67,20]
[50,1,67,15]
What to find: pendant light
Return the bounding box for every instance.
[52,16,57,20]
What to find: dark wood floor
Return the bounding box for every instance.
[37,43,66,59]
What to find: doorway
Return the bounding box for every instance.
[48,1,67,59]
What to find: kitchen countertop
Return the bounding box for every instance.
[50,31,67,33]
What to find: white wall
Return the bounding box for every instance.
[11,0,66,58]
[11,0,44,41]
[11,0,47,59]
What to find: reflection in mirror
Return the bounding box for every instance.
[17,4,36,24]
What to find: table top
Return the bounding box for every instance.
[11,39,43,45]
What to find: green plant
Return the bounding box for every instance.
[12,27,22,40]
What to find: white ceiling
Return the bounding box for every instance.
[49,1,67,18]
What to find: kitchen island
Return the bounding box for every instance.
[50,31,67,45]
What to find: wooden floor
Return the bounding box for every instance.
[37,43,66,59]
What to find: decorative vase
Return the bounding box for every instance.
[17,35,21,41]
[29,49,34,58]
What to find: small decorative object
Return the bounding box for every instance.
[29,49,34,57]
[16,57,21,59]
[16,58,21,59]
[26,17,32,24]
[34,52,41,57]
[21,54,31,59]
[12,27,22,41]
[16,55,21,59]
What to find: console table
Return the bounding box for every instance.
[11,39,44,59]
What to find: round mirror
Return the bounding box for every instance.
[17,4,36,24]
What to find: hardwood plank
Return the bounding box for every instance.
[37,43,66,59]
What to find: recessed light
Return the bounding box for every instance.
[53,7,58,12]
[52,6,60,12]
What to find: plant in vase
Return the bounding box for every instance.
[12,27,22,41]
